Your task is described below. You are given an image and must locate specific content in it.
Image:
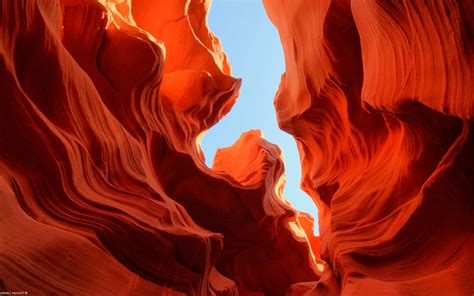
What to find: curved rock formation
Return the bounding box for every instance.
[0,0,318,295]
[264,0,474,294]
[1,0,473,295]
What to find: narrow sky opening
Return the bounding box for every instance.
[203,0,319,234]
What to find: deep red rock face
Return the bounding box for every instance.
[0,0,472,296]
[0,1,318,295]
[264,0,474,295]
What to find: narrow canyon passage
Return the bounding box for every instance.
[0,0,473,295]
[203,0,319,229]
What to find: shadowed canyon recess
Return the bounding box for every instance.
[0,0,473,295]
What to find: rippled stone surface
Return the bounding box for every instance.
[0,1,318,295]
[1,0,473,295]
[264,0,474,294]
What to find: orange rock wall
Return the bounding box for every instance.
[0,0,318,295]
[0,0,473,295]
[264,0,474,294]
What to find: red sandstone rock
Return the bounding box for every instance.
[1,0,473,295]
[264,0,474,294]
[0,0,317,295]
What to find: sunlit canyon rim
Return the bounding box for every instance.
[0,0,473,295]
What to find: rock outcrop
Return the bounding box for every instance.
[1,0,473,295]
[264,0,474,294]
[0,1,318,295]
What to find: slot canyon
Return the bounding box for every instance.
[0,0,473,295]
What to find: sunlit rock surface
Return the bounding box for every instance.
[264,0,474,295]
[0,0,318,295]
[1,0,473,295]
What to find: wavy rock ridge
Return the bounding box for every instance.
[0,0,473,295]
[264,0,474,294]
[0,0,318,295]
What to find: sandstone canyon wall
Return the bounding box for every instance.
[0,0,318,295]
[0,0,473,295]
[264,0,474,295]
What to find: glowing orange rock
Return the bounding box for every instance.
[0,0,318,295]
[264,0,474,294]
[3,0,471,294]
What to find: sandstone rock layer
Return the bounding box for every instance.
[0,1,318,295]
[264,0,474,295]
[1,0,473,295]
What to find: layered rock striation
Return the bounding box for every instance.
[0,1,318,295]
[1,0,473,295]
[264,0,474,294]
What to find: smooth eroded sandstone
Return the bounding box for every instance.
[264,0,474,294]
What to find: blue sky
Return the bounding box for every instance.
[202,0,319,231]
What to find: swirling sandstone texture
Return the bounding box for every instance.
[0,0,319,295]
[1,0,473,295]
[264,0,474,295]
